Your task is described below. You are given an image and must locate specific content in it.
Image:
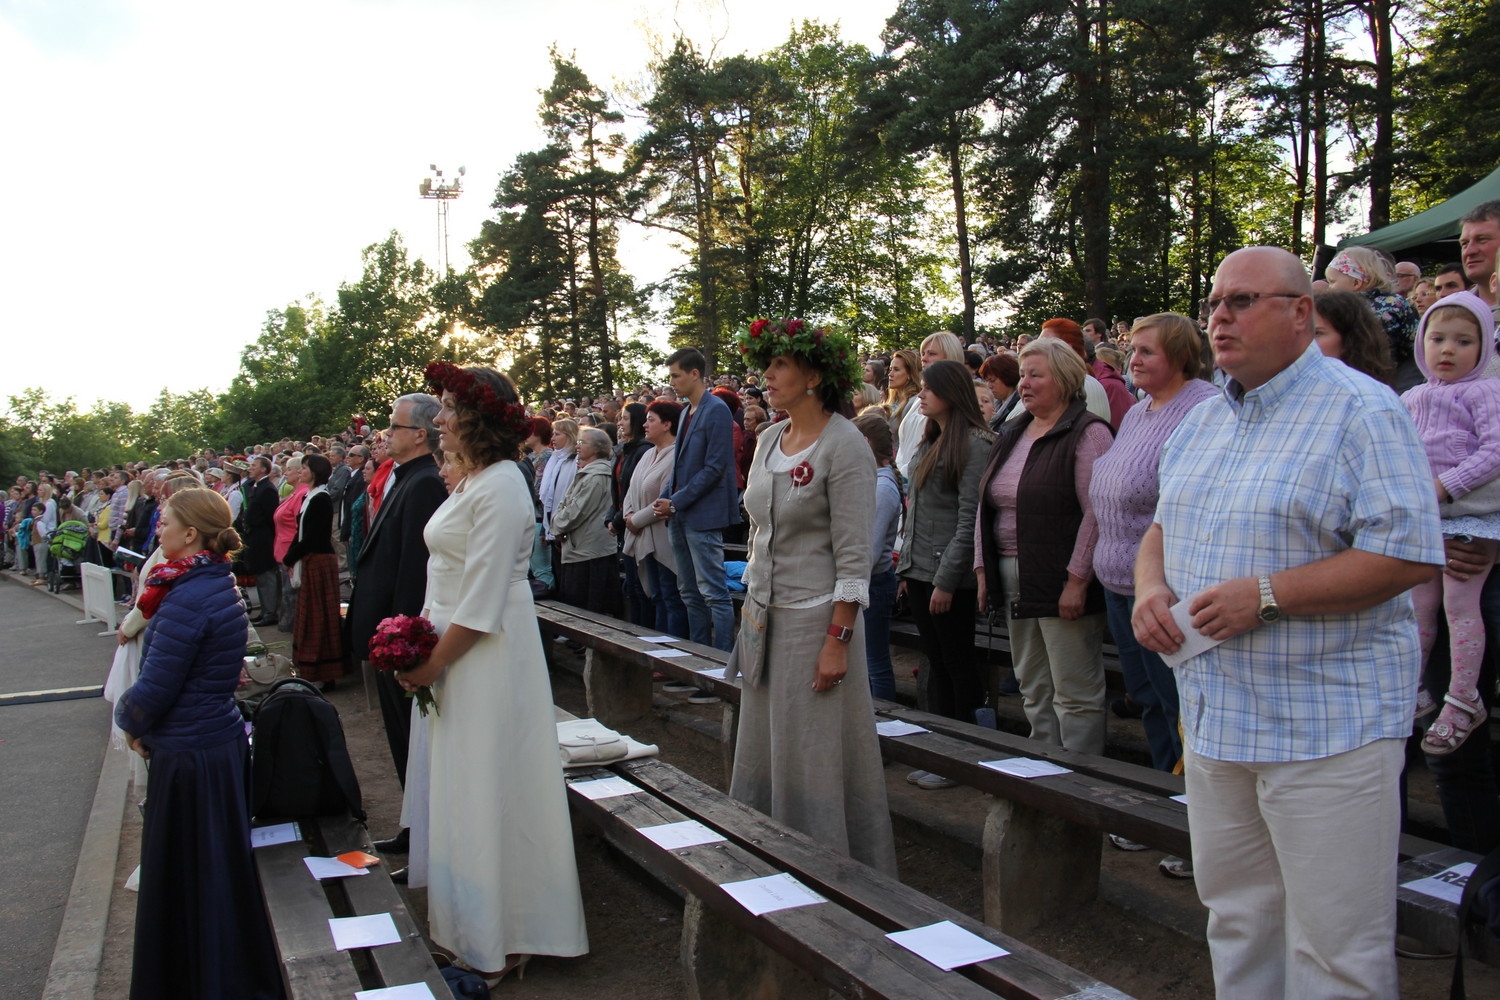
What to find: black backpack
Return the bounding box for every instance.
[251,677,365,823]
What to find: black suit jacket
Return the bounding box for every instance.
[345,454,447,661]
[340,468,366,542]
[240,477,280,575]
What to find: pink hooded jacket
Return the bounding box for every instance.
[1402,290,1500,501]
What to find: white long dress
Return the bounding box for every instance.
[415,459,588,968]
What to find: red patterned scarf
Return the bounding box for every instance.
[136,550,227,620]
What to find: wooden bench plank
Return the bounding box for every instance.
[1397,847,1497,965]
[616,758,1135,1000]
[566,769,1007,999]
[253,834,367,997]
[313,816,449,996]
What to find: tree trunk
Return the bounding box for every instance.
[946,119,976,343]
[1075,0,1111,322]
[1363,0,1394,229]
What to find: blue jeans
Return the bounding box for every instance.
[864,568,898,701]
[1105,588,1181,772]
[644,554,689,639]
[668,520,733,650]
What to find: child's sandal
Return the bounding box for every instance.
[1414,689,1438,721]
[1421,691,1488,756]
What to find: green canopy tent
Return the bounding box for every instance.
[1336,164,1500,263]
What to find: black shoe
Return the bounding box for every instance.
[389,866,409,884]
[374,829,410,854]
[249,615,277,627]
[1111,696,1144,719]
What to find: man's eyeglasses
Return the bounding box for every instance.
[1205,292,1304,316]
[387,423,423,432]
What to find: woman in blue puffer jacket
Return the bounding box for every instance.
[114,489,282,1000]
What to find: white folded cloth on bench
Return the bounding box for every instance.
[557,718,659,767]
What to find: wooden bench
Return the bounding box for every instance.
[566,755,1137,999]
[1396,845,1495,965]
[252,814,447,999]
[538,599,1484,955]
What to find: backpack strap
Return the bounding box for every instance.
[1450,845,1500,1000]
[311,699,367,824]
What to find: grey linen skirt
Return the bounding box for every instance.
[728,602,898,875]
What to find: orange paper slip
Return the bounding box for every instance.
[337,851,381,868]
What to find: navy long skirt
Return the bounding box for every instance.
[131,735,283,1000]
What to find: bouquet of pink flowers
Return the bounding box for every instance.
[368,614,440,717]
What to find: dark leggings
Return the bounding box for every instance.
[905,577,983,724]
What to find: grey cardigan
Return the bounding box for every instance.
[896,428,991,592]
[742,414,874,608]
[552,458,616,563]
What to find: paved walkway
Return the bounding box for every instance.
[0,573,118,1000]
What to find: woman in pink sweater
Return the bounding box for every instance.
[1403,291,1500,754]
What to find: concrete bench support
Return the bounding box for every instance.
[982,798,1101,936]
[584,647,652,729]
[680,897,827,1000]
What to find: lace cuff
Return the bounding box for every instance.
[832,577,870,608]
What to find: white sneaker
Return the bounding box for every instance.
[1159,855,1194,879]
[1108,833,1150,851]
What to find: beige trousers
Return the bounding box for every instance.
[1185,738,1404,1000]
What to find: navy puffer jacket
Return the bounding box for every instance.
[114,559,248,752]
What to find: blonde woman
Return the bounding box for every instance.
[1325,246,1421,390]
[920,331,965,368]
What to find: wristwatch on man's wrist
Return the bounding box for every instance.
[1256,575,1281,623]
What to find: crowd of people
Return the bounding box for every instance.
[14,203,1500,999]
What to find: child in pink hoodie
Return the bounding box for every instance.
[1403,290,1500,754]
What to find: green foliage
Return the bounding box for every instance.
[1395,0,1500,210]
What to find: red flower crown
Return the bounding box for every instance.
[424,362,529,436]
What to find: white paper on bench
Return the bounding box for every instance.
[886,919,1009,970]
[720,873,826,916]
[329,912,401,950]
[696,666,727,679]
[1401,862,1476,905]
[638,819,728,850]
[875,720,929,738]
[250,822,301,848]
[568,775,642,799]
[1170,794,1188,805]
[304,856,370,880]
[356,984,438,1000]
[639,635,680,643]
[649,648,694,659]
[1159,595,1227,669]
[979,758,1072,779]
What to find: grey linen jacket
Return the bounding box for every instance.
[896,428,991,593]
[742,414,874,608]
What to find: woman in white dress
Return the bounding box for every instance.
[397,362,588,983]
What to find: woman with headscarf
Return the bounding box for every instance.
[1325,246,1422,391]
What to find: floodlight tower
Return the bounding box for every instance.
[418,164,465,275]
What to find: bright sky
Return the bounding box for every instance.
[0,0,891,415]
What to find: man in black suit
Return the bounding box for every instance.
[241,457,281,626]
[339,444,369,569]
[346,394,448,856]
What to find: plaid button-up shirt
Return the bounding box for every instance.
[1156,343,1443,762]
